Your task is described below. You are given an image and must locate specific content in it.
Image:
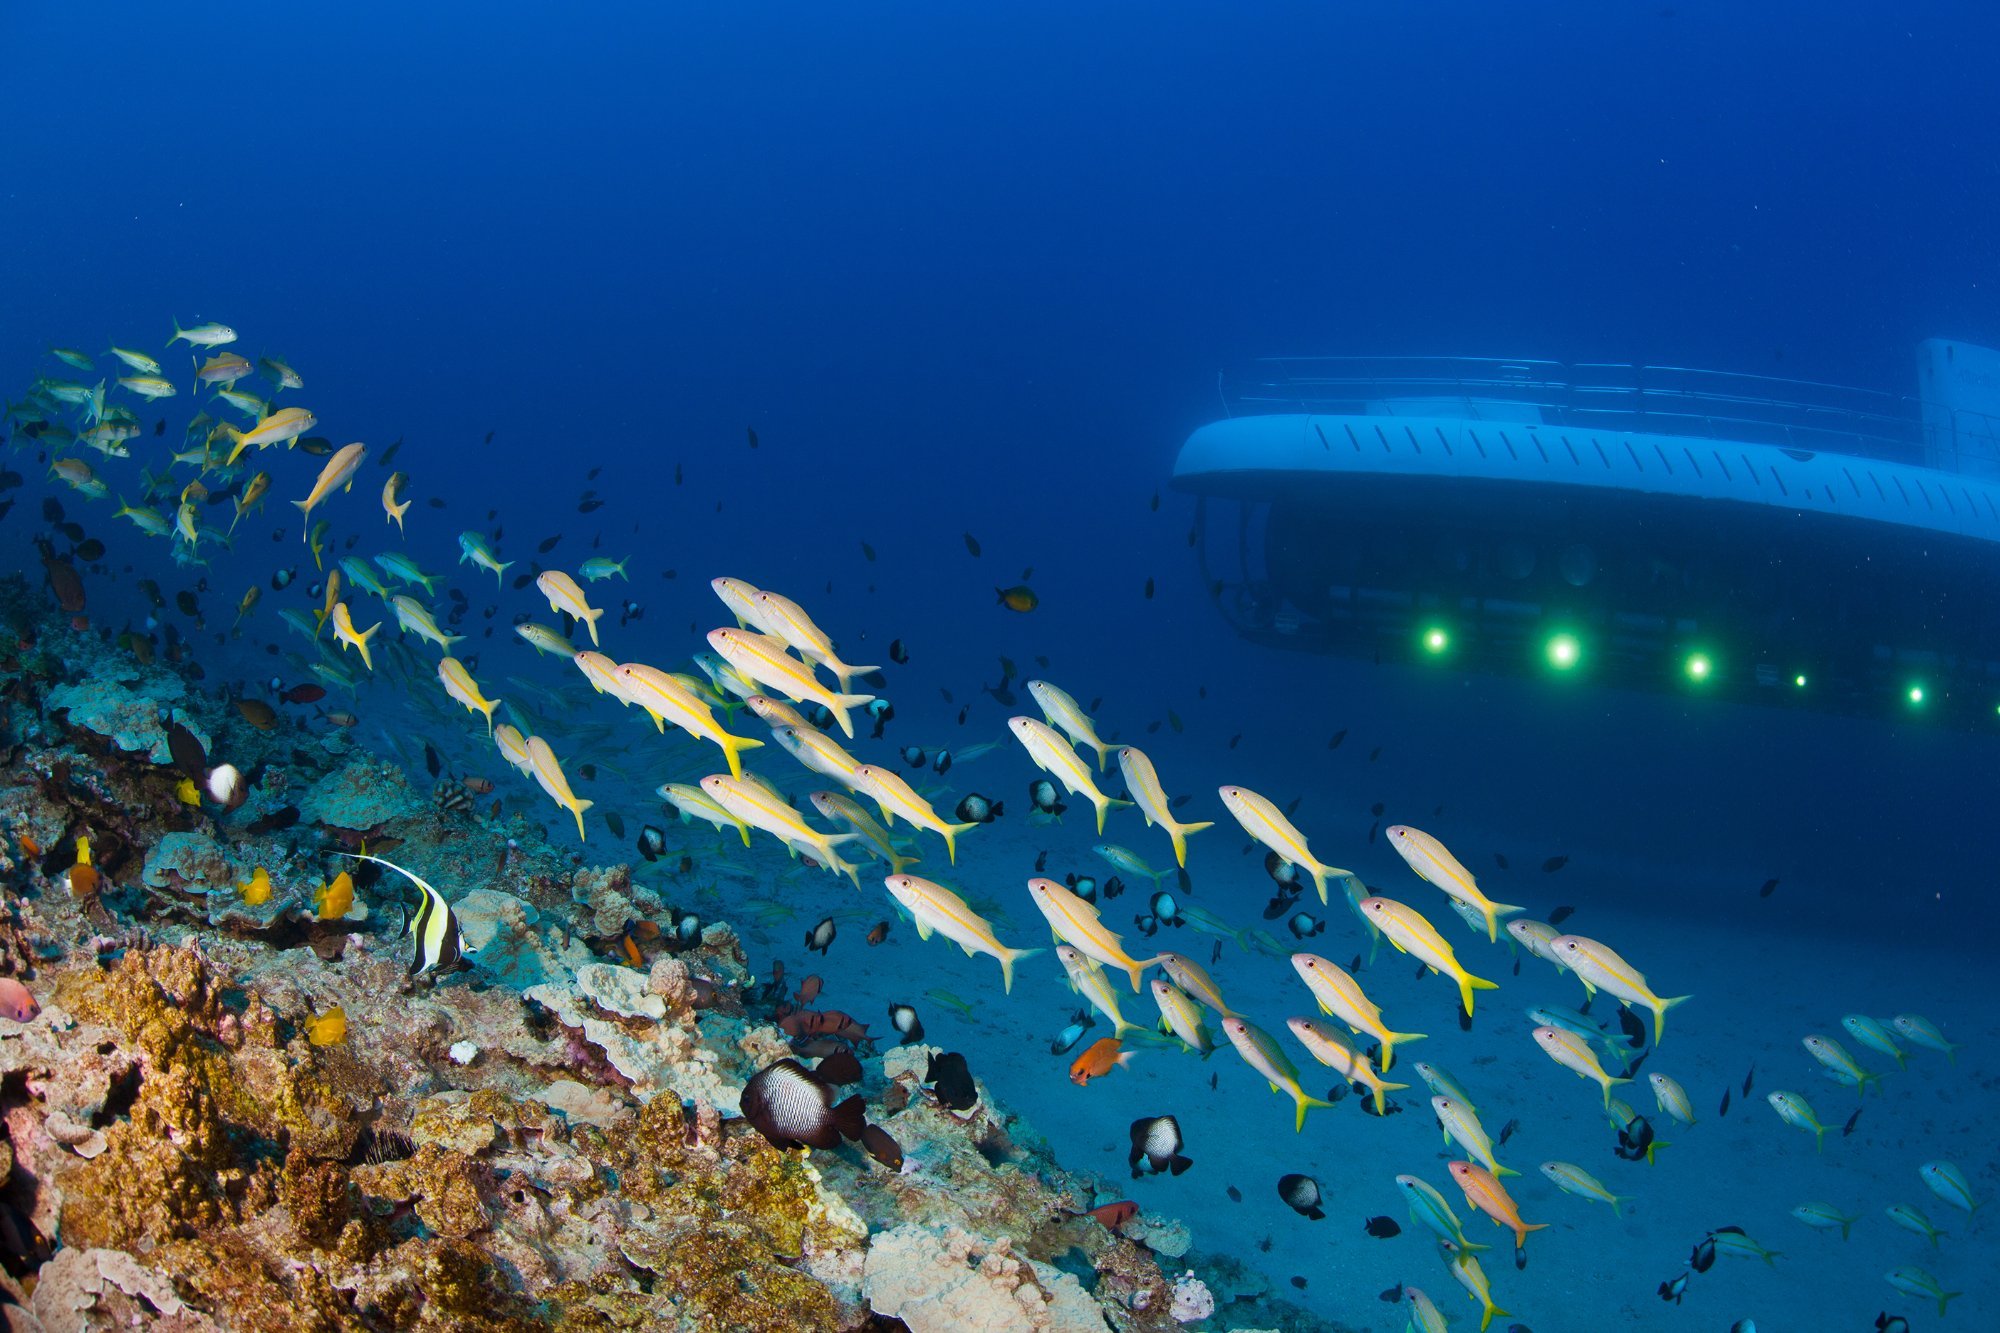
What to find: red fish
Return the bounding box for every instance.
[0,979,37,1023]
[794,974,824,1006]
[1069,1037,1133,1086]
[1087,1200,1138,1230]
[281,683,327,704]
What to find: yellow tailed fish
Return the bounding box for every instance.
[439,658,500,733]
[1791,1202,1860,1240]
[1057,945,1139,1036]
[1766,1090,1827,1151]
[1360,896,1499,1016]
[1008,716,1131,834]
[525,735,592,839]
[1217,785,1352,905]
[659,781,749,843]
[883,873,1038,993]
[382,471,409,533]
[1532,1025,1632,1109]
[700,774,861,887]
[1449,1159,1547,1249]
[810,791,919,874]
[1550,934,1690,1045]
[1220,1016,1336,1133]
[1539,1161,1629,1216]
[1289,952,1426,1070]
[1285,1016,1408,1114]
[615,662,764,778]
[707,627,873,739]
[1918,1160,1979,1214]
[850,765,978,863]
[1446,1246,1508,1333]
[330,602,379,671]
[291,441,366,539]
[1150,979,1214,1056]
[1025,679,1113,771]
[1114,745,1213,868]
[390,595,462,651]
[1802,1034,1881,1097]
[1026,876,1161,991]
[536,570,604,646]
[749,587,877,691]
[1884,1266,1962,1317]
[772,723,866,789]
[1433,1093,1517,1177]
[223,405,314,463]
[1648,1071,1696,1125]
[1386,825,1525,943]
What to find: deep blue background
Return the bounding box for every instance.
[4,2,1999,925]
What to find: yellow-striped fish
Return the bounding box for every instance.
[1802,1034,1881,1097]
[526,734,592,840]
[1157,952,1233,1016]
[537,570,604,646]
[330,602,379,670]
[291,442,365,539]
[1450,1160,1547,1249]
[851,765,978,863]
[749,587,877,691]
[1918,1160,1979,1214]
[658,781,749,843]
[1648,1071,1696,1125]
[701,774,859,886]
[810,791,918,874]
[1009,716,1131,834]
[1150,979,1214,1056]
[438,657,500,733]
[1217,785,1351,905]
[1221,1016,1336,1133]
[1057,945,1139,1036]
[1115,745,1214,868]
[383,471,409,533]
[708,627,873,739]
[884,873,1038,993]
[223,405,314,463]
[615,662,764,776]
[1026,876,1160,991]
[1289,952,1426,1070]
[1447,1246,1508,1333]
[1766,1090,1827,1152]
[772,723,865,789]
[1532,1025,1632,1109]
[1433,1094,1517,1177]
[494,723,532,774]
[1026,680,1113,771]
[1285,1016,1408,1114]
[1539,1161,1629,1216]
[390,595,461,651]
[1551,934,1691,1045]
[1360,896,1499,1016]
[1387,825,1524,943]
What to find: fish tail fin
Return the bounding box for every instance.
[1655,994,1694,1044]
[1487,900,1528,941]
[826,691,873,739]
[1088,737,1114,773]
[832,847,863,890]
[494,559,513,582]
[1091,793,1133,835]
[941,820,979,864]
[581,605,603,646]
[1941,1291,1964,1316]
[718,731,763,780]
[566,797,592,840]
[1167,819,1214,868]
[1602,1075,1633,1110]
[1293,1090,1337,1133]
[1374,1080,1409,1114]
[834,663,880,692]
[1458,970,1499,1016]
[1306,862,1334,905]
[1945,1041,1960,1065]
[1382,1031,1427,1069]
[1125,955,1163,993]
[998,946,1043,995]
[1813,1125,1827,1153]
[1480,1298,1508,1333]
[475,697,497,735]
[1610,1195,1628,1219]
[1493,1162,1521,1178]
[1522,1222,1550,1234]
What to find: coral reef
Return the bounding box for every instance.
[0,587,1326,1331]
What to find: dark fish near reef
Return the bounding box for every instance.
[889,1002,924,1045]
[244,805,300,835]
[1759,877,1779,898]
[955,793,1001,823]
[925,1052,978,1110]
[861,1124,904,1171]
[1028,779,1066,815]
[1689,1235,1716,1273]
[1129,1115,1192,1178]
[1658,1273,1688,1304]
[805,916,836,954]
[901,745,927,768]
[888,638,909,664]
[167,721,208,780]
[1276,1174,1325,1220]
[1287,911,1324,939]
[1149,891,1183,927]
[739,1057,866,1150]
[1542,855,1568,873]
[814,1049,864,1087]
[1547,904,1575,926]
[866,921,890,946]
[636,825,666,861]
[281,683,325,704]
[1363,1215,1400,1238]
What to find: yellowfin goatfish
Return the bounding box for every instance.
[533,570,601,646]
[224,406,315,463]
[1884,1266,1962,1317]
[1918,1160,1979,1214]
[1026,876,1161,991]
[749,586,877,691]
[1550,934,1691,1045]
[1506,919,1567,972]
[1025,679,1114,771]
[1114,745,1213,868]
[375,552,441,594]
[458,532,512,584]
[1446,1247,1508,1333]
[1289,952,1425,1070]
[1387,825,1524,943]
[291,442,366,539]
[1766,1090,1828,1151]
[1009,716,1131,834]
[882,873,1039,993]
[573,650,643,707]
[117,375,176,400]
[1841,1015,1905,1068]
[230,471,270,534]
[1057,945,1139,1036]
[614,663,764,777]
[167,319,237,347]
[1220,1016,1336,1133]
[1403,1288,1448,1333]
[438,658,500,733]
[1539,1161,1629,1216]
[196,351,253,387]
[108,347,163,374]
[1285,1016,1408,1114]
[1394,1173,1491,1255]
[1884,1202,1946,1245]
[525,735,592,839]
[1413,1061,1480,1111]
[1433,1094,1517,1177]
[1151,979,1214,1055]
[1803,1034,1881,1097]
[1094,842,1170,889]
[1891,1013,1959,1063]
[330,602,380,671]
[746,694,815,731]
[1218,785,1351,905]
[810,791,919,874]
[1791,1202,1860,1239]
[1157,952,1233,1016]
[383,472,409,533]
[850,765,979,863]
[708,627,873,739]
[515,622,573,657]
[699,774,861,887]
[1648,1071,1696,1125]
[391,595,462,651]
[773,723,865,789]
[1450,1160,1547,1249]
[1531,1025,1632,1109]
[658,781,747,841]
[260,355,304,389]
[1360,896,1499,1016]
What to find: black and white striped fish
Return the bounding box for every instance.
[341,852,470,976]
[739,1058,866,1150]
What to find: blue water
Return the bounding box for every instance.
[6,3,2000,1329]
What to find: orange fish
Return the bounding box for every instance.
[867,921,890,946]
[313,871,354,920]
[1449,1160,1549,1249]
[1070,1037,1133,1086]
[620,935,642,967]
[1087,1200,1138,1230]
[17,834,40,858]
[795,974,824,1005]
